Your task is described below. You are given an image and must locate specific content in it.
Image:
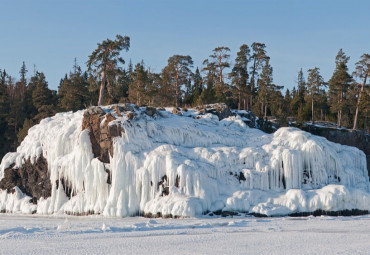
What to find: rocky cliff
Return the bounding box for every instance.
[302,124,370,179]
[0,104,369,217]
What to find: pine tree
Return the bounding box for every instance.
[209,47,230,84]
[87,35,130,106]
[16,71,57,143]
[20,61,27,83]
[200,60,217,104]
[352,53,370,130]
[17,118,35,144]
[128,62,150,106]
[317,88,329,121]
[307,67,325,123]
[114,69,131,103]
[283,88,292,117]
[31,72,52,110]
[203,47,231,103]
[162,55,193,107]
[256,59,273,118]
[58,60,90,111]
[0,69,11,159]
[250,43,269,108]
[191,67,203,106]
[328,49,352,127]
[7,63,28,150]
[297,68,306,96]
[291,69,307,121]
[229,44,250,110]
[270,89,286,125]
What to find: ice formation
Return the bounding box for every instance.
[0,105,369,217]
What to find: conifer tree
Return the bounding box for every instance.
[7,63,28,149]
[158,66,175,107]
[20,62,27,83]
[58,60,90,111]
[229,44,250,110]
[283,88,292,117]
[0,70,10,159]
[256,59,276,118]
[352,53,369,130]
[250,43,269,107]
[328,49,352,127]
[32,72,52,110]
[307,67,325,123]
[291,69,307,121]
[17,71,57,143]
[256,59,283,118]
[200,60,217,104]
[162,55,193,107]
[317,88,329,121]
[203,47,231,103]
[191,67,203,106]
[87,35,130,106]
[128,62,150,106]
[182,77,194,106]
[210,47,231,84]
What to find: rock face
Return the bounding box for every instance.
[0,104,142,207]
[0,156,51,203]
[237,111,256,128]
[82,106,124,163]
[196,103,235,121]
[303,125,370,178]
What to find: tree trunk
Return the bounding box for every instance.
[261,103,263,117]
[353,74,367,130]
[238,91,241,110]
[338,89,343,128]
[264,104,267,119]
[219,56,223,84]
[337,110,342,128]
[364,109,368,132]
[98,71,106,106]
[175,72,179,108]
[311,91,314,124]
[250,59,257,110]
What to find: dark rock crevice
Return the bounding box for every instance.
[55,178,76,199]
[0,155,51,203]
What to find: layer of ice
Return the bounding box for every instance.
[0,106,369,217]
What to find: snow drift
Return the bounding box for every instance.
[0,105,369,217]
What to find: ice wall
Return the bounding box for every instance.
[0,106,369,216]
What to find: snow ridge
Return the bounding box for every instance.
[0,106,369,216]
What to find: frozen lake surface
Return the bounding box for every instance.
[0,214,369,254]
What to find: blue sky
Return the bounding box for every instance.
[0,0,369,91]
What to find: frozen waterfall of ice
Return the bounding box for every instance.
[0,107,369,216]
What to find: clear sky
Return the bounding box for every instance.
[1,0,369,91]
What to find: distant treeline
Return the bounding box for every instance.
[0,35,369,160]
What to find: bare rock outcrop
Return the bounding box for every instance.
[82,106,125,163]
[196,103,235,120]
[0,155,51,203]
[302,124,370,178]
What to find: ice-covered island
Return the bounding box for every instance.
[0,104,369,217]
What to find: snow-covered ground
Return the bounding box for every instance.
[0,214,369,254]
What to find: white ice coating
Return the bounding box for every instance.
[0,107,369,216]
